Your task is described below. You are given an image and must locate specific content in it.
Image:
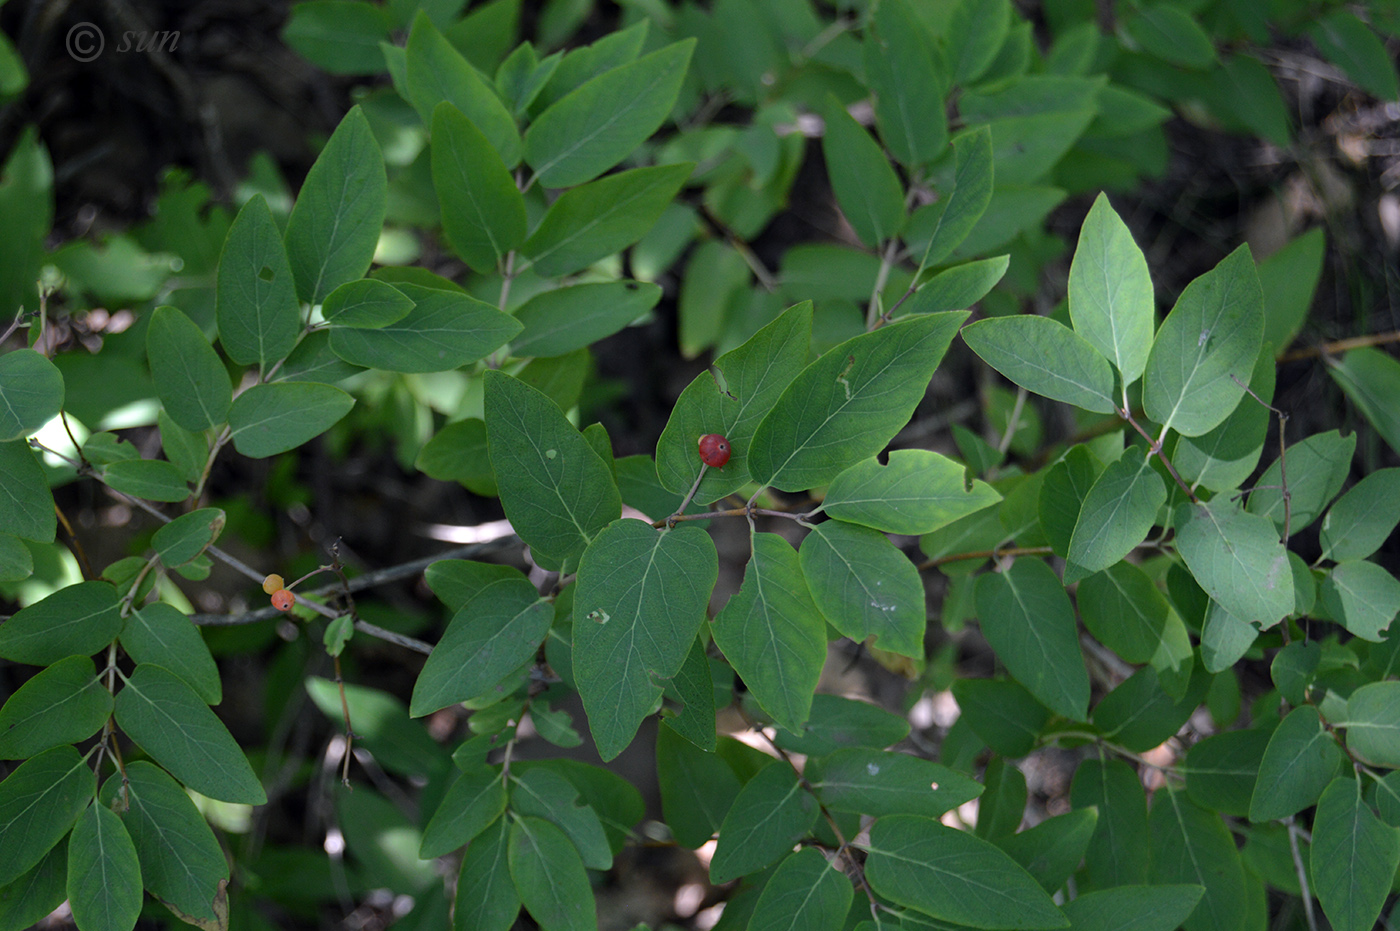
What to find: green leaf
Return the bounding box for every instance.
[1143,245,1264,437]
[114,664,266,805]
[947,0,1010,84]
[1320,559,1400,642]
[307,680,442,779]
[952,678,1049,757]
[120,603,222,705]
[1125,4,1216,69]
[799,519,926,658]
[999,808,1098,893]
[1148,787,1247,931]
[863,0,946,168]
[0,836,67,931]
[227,382,355,458]
[67,800,141,931]
[509,767,611,870]
[1067,192,1155,387]
[0,440,54,543]
[826,453,996,540]
[411,575,552,716]
[405,14,520,166]
[1309,10,1399,102]
[421,767,507,859]
[864,814,1067,929]
[917,127,994,268]
[101,458,190,502]
[1071,758,1149,888]
[284,106,386,303]
[1066,453,1166,582]
[974,558,1089,721]
[573,520,716,760]
[748,848,852,931]
[0,746,95,886]
[520,162,692,278]
[961,314,1116,414]
[0,580,122,665]
[659,636,716,751]
[524,40,694,189]
[100,762,227,923]
[656,300,813,506]
[1186,728,1269,817]
[417,419,495,492]
[1312,776,1400,931]
[336,785,435,892]
[216,194,300,368]
[1199,602,1256,673]
[749,312,965,491]
[454,818,519,931]
[1059,885,1205,931]
[1093,665,1209,753]
[329,284,521,373]
[145,306,232,434]
[1259,227,1325,355]
[808,748,981,819]
[1077,561,1168,664]
[904,255,1009,316]
[0,655,111,760]
[507,816,596,931]
[709,760,818,884]
[1248,429,1354,534]
[1174,499,1293,626]
[484,370,620,568]
[0,533,33,582]
[431,102,526,273]
[281,0,390,74]
[1174,344,1274,494]
[1039,444,1102,559]
[711,533,824,733]
[822,96,905,247]
[656,723,740,848]
[321,278,414,329]
[1248,705,1342,822]
[1328,348,1400,456]
[1345,681,1400,767]
[152,508,224,570]
[0,349,62,442]
[1320,468,1400,562]
[510,282,661,358]
[773,694,909,757]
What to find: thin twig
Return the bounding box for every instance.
[1278,330,1400,362]
[1287,814,1320,931]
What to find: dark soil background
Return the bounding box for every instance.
[3,1,1400,929]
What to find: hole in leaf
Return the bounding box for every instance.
[258,266,275,282]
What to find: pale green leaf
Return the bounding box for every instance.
[321,278,414,329]
[1345,681,1400,768]
[1068,192,1155,387]
[822,96,905,247]
[151,508,224,570]
[1249,706,1342,822]
[1143,245,1263,437]
[1066,452,1166,581]
[916,126,993,268]
[748,848,852,931]
[1320,469,1400,562]
[101,458,190,503]
[1320,559,1400,642]
[823,450,1000,536]
[120,603,222,705]
[1328,348,1400,457]
[962,313,1116,413]
[1248,429,1354,534]
[1174,499,1293,626]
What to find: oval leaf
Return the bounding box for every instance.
[961,313,1117,413]
[227,382,355,458]
[216,194,300,368]
[0,348,63,441]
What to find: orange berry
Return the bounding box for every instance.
[271,589,295,611]
[262,574,285,595]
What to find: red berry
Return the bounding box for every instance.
[698,433,731,468]
[271,589,295,612]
